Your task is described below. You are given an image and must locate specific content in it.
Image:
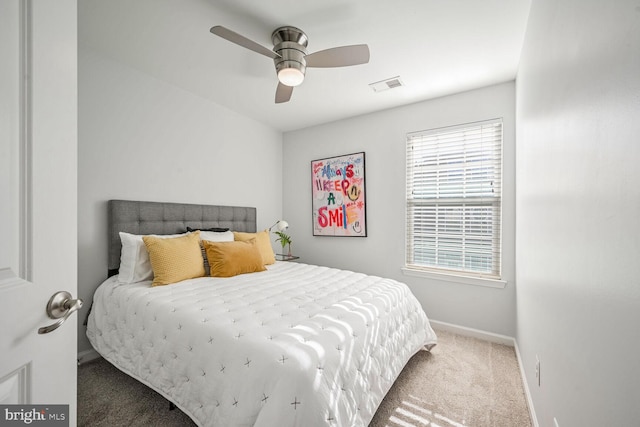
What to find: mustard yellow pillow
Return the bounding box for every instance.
[233,230,275,265]
[142,231,205,286]
[203,239,267,278]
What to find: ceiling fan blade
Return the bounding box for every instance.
[275,83,294,104]
[210,26,280,60]
[305,44,370,68]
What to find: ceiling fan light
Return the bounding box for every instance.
[278,68,304,87]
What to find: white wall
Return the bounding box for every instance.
[78,47,283,353]
[516,0,640,425]
[283,82,516,336]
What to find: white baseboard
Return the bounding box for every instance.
[77,348,101,365]
[429,319,539,427]
[514,340,539,427]
[429,319,515,346]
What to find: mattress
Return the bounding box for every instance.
[86,261,437,426]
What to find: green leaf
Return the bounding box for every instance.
[274,231,292,246]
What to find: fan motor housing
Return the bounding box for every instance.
[271,26,308,47]
[272,27,308,78]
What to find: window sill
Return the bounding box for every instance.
[401,267,507,289]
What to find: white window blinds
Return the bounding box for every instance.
[406,119,503,279]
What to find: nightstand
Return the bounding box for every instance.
[275,254,300,261]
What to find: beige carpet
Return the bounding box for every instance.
[78,329,531,426]
[369,329,532,427]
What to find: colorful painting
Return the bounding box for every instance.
[311,152,367,237]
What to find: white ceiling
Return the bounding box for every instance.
[79,0,531,132]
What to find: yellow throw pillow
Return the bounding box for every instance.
[233,230,275,265]
[203,239,267,278]
[142,231,205,286]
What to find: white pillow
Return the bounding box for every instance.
[118,232,186,284]
[199,230,234,242]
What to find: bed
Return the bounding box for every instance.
[87,200,437,427]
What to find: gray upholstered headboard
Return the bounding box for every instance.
[108,200,257,276]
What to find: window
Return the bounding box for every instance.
[406,119,502,279]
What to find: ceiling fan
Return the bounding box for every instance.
[210,25,370,104]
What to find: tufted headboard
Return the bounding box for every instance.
[108,200,257,276]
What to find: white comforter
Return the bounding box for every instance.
[87,262,437,427]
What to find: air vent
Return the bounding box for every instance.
[369,76,404,92]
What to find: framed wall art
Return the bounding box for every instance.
[311,152,367,237]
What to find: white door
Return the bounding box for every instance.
[0,0,78,425]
